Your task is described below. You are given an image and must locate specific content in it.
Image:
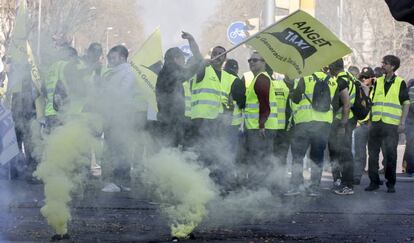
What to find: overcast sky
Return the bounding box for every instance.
[137,0,219,50]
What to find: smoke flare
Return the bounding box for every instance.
[34,115,101,235]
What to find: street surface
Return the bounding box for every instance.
[1,171,414,242]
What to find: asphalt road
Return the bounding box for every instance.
[1,172,414,242]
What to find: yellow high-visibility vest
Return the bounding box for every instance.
[371,75,404,125]
[220,71,237,109]
[45,60,67,116]
[272,79,289,130]
[183,76,195,118]
[293,71,337,124]
[190,66,224,119]
[335,71,356,120]
[244,72,278,130]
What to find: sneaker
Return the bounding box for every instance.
[334,186,354,195]
[385,182,395,193]
[119,185,131,192]
[364,184,379,191]
[102,183,121,192]
[284,188,301,196]
[307,188,321,197]
[387,186,396,193]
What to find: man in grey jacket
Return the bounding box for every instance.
[100,45,147,192]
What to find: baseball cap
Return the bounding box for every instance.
[359,67,375,79]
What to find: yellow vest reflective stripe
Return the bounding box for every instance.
[244,72,278,130]
[191,66,223,119]
[45,61,67,116]
[371,76,403,125]
[272,79,289,130]
[183,79,192,118]
[335,71,356,120]
[231,102,243,126]
[232,72,253,126]
[293,72,337,124]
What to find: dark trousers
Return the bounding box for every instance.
[102,115,146,186]
[273,129,291,166]
[368,122,399,186]
[102,129,131,186]
[404,121,414,173]
[13,118,36,179]
[290,122,331,189]
[353,123,370,180]
[190,118,231,187]
[158,120,184,148]
[328,118,356,187]
[244,129,274,189]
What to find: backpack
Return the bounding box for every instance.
[351,80,373,120]
[304,74,332,112]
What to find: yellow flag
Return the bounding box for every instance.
[9,0,28,64]
[26,41,42,94]
[27,41,46,118]
[245,10,352,79]
[8,0,28,93]
[129,28,163,111]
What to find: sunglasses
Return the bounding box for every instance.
[248,58,264,63]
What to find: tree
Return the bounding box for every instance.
[76,0,145,56]
[200,0,265,73]
[0,0,17,56]
[317,0,414,79]
[2,0,145,67]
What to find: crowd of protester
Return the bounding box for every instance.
[0,31,413,196]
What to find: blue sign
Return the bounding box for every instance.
[227,21,248,45]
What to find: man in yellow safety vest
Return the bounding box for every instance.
[365,55,410,193]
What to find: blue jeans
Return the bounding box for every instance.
[353,123,370,180]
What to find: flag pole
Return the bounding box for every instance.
[37,0,42,64]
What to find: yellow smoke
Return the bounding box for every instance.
[140,148,217,238]
[34,116,101,235]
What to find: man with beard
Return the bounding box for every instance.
[366,55,410,193]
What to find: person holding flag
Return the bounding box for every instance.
[189,45,238,188]
[242,51,278,189]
